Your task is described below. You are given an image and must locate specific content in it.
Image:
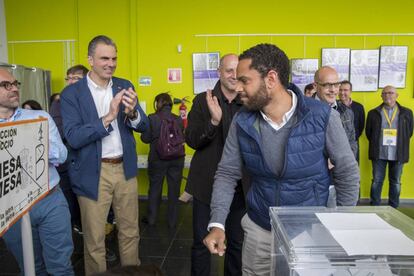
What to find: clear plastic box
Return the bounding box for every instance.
[270,206,414,276]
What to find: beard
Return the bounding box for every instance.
[244,82,271,111]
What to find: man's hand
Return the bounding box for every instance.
[203,227,226,256]
[206,89,222,126]
[122,87,138,116]
[102,91,124,128]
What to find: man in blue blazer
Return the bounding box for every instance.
[60,35,148,276]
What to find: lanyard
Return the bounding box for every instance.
[382,106,398,128]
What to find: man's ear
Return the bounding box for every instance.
[87,56,93,67]
[265,70,278,89]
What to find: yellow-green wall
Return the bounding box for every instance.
[4,0,414,199]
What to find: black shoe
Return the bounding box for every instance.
[141,216,156,226]
[105,248,117,262]
[141,217,149,224]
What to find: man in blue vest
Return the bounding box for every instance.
[203,44,359,275]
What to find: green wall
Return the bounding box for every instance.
[4,0,414,199]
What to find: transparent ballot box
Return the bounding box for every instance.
[270,206,414,276]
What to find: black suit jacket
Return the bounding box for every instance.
[350,100,365,140]
[185,81,244,204]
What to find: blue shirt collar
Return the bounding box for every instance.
[0,108,23,123]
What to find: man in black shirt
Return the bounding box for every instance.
[339,80,365,162]
[186,54,246,276]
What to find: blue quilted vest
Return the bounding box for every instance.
[236,92,331,230]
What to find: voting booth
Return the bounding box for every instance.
[270,206,414,276]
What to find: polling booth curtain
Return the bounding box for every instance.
[0,63,51,111]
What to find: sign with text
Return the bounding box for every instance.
[0,118,49,236]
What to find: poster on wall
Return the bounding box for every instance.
[168,68,182,83]
[378,46,408,88]
[290,59,319,93]
[350,49,380,91]
[139,76,152,86]
[321,48,350,81]
[192,52,220,94]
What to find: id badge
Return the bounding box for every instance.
[383,128,397,146]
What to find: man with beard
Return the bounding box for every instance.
[186,54,246,276]
[203,44,359,275]
[0,68,73,275]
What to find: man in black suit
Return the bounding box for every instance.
[339,80,365,162]
[186,54,246,276]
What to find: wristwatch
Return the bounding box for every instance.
[127,110,138,120]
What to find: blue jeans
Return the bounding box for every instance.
[3,187,74,276]
[370,159,403,208]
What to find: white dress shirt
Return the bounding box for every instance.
[87,74,124,158]
[260,89,297,130]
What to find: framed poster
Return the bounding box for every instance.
[321,48,350,81]
[168,68,182,83]
[350,49,380,91]
[192,52,220,94]
[379,46,408,88]
[138,76,151,86]
[290,59,319,93]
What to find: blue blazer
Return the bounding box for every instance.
[60,76,149,200]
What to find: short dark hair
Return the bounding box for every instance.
[22,100,42,110]
[340,80,352,90]
[66,64,89,76]
[88,35,117,57]
[49,93,60,106]
[304,83,315,92]
[239,43,290,89]
[154,92,173,112]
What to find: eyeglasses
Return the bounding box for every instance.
[0,80,21,91]
[64,76,83,81]
[317,82,341,89]
[382,92,396,96]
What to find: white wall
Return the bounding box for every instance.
[0,0,8,63]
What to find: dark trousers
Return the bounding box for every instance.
[59,170,81,227]
[147,158,184,227]
[191,187,245,276]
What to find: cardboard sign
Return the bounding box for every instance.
[0,118,49,236]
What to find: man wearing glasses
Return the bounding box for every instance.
[64,64,89,85]
[366,85,413,208]
[50,64,88,235]
[0,68,74,275]
[314,66,358,159]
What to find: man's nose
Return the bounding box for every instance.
[235,82,243,93]
[108,59,116,67]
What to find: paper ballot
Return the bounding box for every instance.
[316,213,414,256]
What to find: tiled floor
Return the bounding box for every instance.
[0,200,224,276]
[2,200,414,276]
